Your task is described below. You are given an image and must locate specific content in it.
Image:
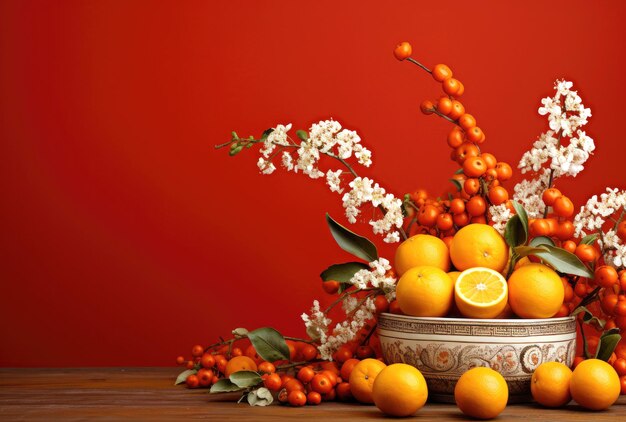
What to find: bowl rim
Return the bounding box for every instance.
[378,312,576,324]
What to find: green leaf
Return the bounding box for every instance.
[529,236,555,247]
[229,145,243,156]
[505,201,529,248]
[513,245,546,256]
[572,306,605,330]
[580,233,599,245]
[454,168,464,175]
[449,178,462,191]
[531,245,594,278]
[596,331,622,361]
[511,201,529,230]
[229,371,262,388]
[231,131,239,140]
[320,262,369,284]
[174,369,196,386]
[210,378,243,393]
[505,215,528,248]
[260,128,274,140]
[247,387,274,406]
[247,327,290,362]
[325,213,378,262]
[296,130,308,141]
[232,328,249,338]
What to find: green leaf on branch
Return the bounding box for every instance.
[231,131,239,140]
[174,369,196,386]
[449,178,462,192]
[247,327,290,362]
[580,233,599,246]
[511,201,529,228]
[529,236,555,247]
[505,215,527,248]
[513,246,547,258]
[572,306,605,330]
[296,130,308,141]
[596,329,622,361]
[320,262,369,284]
[325,213,378,262]
[504,201,529,248]
[229,371,262,389]
[531,245,594,278]
[210,378,244,393]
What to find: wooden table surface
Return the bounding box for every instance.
[0,367,624,420]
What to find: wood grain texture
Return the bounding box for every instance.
[0,368,624,420]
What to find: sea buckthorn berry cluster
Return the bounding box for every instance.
[398,46,515,237]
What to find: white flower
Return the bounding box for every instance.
[518,131,559,174]
[489,204,513,236]
[573,188,626,237]
[384,232,400,244]
[342,296,358,313]
[340,177,403,242]
[309,120,341,153]
[281,151,294,171]
[325,169,343,193]
[317,297,376,361]
[267,123,292,146]
[301,300,331,343]
[512,169,550,219]
[602,230,626,269]
[257,157,276,175]
[354,145,372,167]
[537,80,591,138]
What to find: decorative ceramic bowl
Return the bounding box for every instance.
[377,313,577,403]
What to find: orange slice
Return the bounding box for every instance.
[454,267,508,318]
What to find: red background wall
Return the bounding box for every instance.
[1,1,624,366]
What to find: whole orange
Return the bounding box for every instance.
[394,234,450,276]
[224,355,258,378]
[508,263,564,318]
[396,266,454,317]
[570,359,620,410]
[454,367,508,419]
[372,363,428,417]
[349,358,387,403]
[531,362,572,407]
[450,224,508,272]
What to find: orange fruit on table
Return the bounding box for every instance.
[450,224,509,273]
[372,363,428,417]
[508,263,564,318]
[531,362,573,407]
[394,234,450,276]
[349,358,387,404]
[224,355,258,378]
[454,267,508,318]
[454,367,508,419]
[396,266,454,317]
[570,359,620,410]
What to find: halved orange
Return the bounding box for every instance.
[454,267,508,318]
